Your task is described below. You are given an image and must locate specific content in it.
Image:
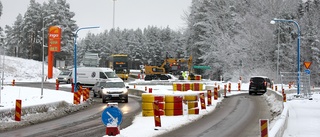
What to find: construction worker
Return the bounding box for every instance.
[182,71,187,79]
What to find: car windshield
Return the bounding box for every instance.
[105,72,118,78]
[59,71,71,75]
[100,82,125,88]
[251,78,265,83]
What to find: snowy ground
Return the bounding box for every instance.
[0,56,320,137]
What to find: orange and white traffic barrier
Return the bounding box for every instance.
[173,83,183,91]
[73,91,81,105]
[207,90,212,106]
[153,101,162,128]
[289,82,292,89]
[83,88,90,102]
[238,82,241,91]
[224,85,227,97]
[12,79,15,86]
[199,93,206,110]
[228,83,231,92]
[283,93,286,102]
[195,75,201,80]
[165,95,183,116]
[183,83,192,91]
[260,119,269,137]
[15,99,22,121]
[55,79,59,90]
[214,87,218,100]
[71,83,74,93]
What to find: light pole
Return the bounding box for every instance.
[113,0,117,29]
[270,18,301,94]
[73,26,100,92]
[0,37,4,107]
[41,15,54,98]
[276,24,280,83]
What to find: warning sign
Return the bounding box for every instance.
[304,62,312,69]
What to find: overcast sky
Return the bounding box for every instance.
[0,0,192,38]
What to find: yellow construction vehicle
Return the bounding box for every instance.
[144,56,192,80]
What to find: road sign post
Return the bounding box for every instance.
[101,106,123,136]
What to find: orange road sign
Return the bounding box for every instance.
[304,62,312,69]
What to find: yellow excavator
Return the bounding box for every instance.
[144,55,193,80]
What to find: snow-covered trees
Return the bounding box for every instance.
[3,0,77,62]
[2,0,320,85]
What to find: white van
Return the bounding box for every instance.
[72,67,122,89]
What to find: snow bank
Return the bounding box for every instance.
[0,100,94,132]
[264,88,288,137]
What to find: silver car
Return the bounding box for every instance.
[92,80,129,103]
[56,71,72,84]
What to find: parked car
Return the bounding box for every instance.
[92,80,129,103]
[56,70,72,84]
[248,76,271,95]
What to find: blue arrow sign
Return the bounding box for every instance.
[101,106,123,126]
[305,69,311,75]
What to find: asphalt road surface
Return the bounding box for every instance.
[3,82,272,137]
[0,82,141,137]
[158,94,272,137]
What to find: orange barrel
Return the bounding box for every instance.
[165,95,183,116]
[183,94,199,115]
[173,83,184,91]
[142,93,165,116]
[184,94,199,101]
[165,102,183,110]
[165,109,183,116]
[195,75,202,80]
[177,83,183,91]
[142,102,165,116]
[73,91,81,105]
[173,83,177,91]
[188,107,200,115]
[199,93,206,109]
[193,83,200,91]
[183,83,192,91]
[187,101,198,109]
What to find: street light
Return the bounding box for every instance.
[73,26,100,92]
[41,15,54,99]
[270,18,301,94]
[0,37,5,107]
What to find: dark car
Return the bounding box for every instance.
[92,80,129,103]
[249,76,271,95]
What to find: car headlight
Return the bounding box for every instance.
[102,90,109,94]
[123,89,128,93]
